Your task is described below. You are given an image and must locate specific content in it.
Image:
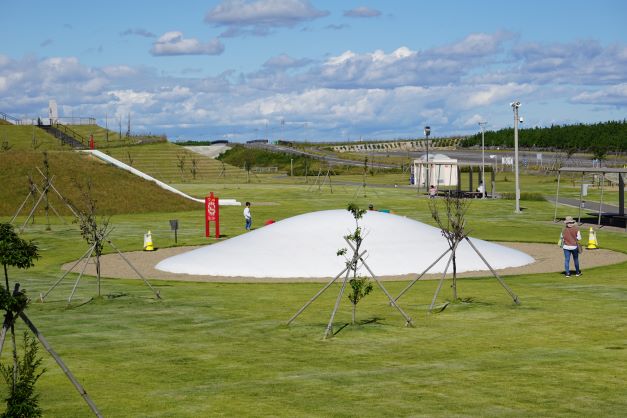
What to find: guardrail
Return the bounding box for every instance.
[0,111,20,124]
[0,114,96,126]
[53,123,87,146]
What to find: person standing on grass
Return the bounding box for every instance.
[561,216,582,277]
[429,185,437,198]
[243,201,252,231]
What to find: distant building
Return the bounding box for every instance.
[412,154,458,187]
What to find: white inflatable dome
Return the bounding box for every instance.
[156,210,533,278]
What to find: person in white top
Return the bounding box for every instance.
[243,201,252,231]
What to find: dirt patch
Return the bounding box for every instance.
[61,242,627,283]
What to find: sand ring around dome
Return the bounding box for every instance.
[61,210,627,283]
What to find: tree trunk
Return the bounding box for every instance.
[10,322,17,392]
[96,255,101,296]
[3,263,8,291]
[352,303,356,325]
[452,253,458,300]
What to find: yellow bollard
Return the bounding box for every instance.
[586,227,599,250]
[143,230,155,251]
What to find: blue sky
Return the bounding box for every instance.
[2,0,626,141]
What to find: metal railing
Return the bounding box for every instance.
[52,123,87,146]
[1,114,96,126]
[0,111,20,124]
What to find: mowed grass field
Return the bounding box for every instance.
[3,178,627,416]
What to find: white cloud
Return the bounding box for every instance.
[465,83,536,107]
[120,28,156,38]
[571,83,627,106]
[205,0,329,36]
[343,7,382,18]
[150,32,224,56]
[1,31,626,140]
[263,53,311,69]
[101,65,138,78]
[433,31,513,58]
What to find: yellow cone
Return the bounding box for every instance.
[587,227,599,250]
[144,230,154,251]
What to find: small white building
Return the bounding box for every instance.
[412,154,458,187]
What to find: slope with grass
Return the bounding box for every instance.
[64,124,166,148]
[103,142,248,183]
[0,150,200,216]
[0,124,68,151]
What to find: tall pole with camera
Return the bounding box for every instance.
[424,125,431,193]
[511,101,521,213]
[478,121,487,198]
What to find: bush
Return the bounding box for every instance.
[500,192,546,201]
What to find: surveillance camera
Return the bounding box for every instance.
[519,117,524,123]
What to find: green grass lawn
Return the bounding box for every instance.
[0,125,67,151]
[103,142,248,184]
[2,179,626,416]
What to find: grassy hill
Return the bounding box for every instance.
[0,150,200,216]
[103,142,248,183]
[64,124,167,148]
[0,124,68,151]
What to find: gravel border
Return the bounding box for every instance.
[61,242,627,283]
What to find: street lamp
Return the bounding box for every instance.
[511,101,521,213]
[478,122,487,198]
[424,125,431,191]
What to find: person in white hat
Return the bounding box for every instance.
[560,216,582,277]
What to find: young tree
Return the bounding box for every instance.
[0,224,39,292]
[337,203,373,324]
[0,332,45,418]
[190,157,198,180]
[176,154,186,180]
[41,152,51,231]
[428,193,471,301]
[347,277,373,325]
[74,181,111,296]
[0,223,42,417]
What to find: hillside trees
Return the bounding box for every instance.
[460,120,627,153]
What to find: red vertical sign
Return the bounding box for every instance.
[89,134,95,149]
[205,192,220,238]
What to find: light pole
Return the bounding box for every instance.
[424,125,431,192]
[478,122,487,198]
[511,101,521,213]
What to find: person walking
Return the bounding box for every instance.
[560,216,582,277]
[243,201,252,231]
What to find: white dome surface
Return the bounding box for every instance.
[155,210,534,278]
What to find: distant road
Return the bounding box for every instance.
[244,142,398,168]
[195,142,626,169]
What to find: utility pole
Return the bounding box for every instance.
[511,101,521,213]
[479,121,487,198]
[424,125,431,193]
[126,113,131,138]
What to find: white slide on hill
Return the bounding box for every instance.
[81,150,241,206]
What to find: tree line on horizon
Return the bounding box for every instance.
[460,120,627,158]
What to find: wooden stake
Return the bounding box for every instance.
[393,246,451,303]
[18,312,103,417]
[323,266,352,339]
[464,237,520,304]
[107,240,161,299]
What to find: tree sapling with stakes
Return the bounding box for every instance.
[337,203,373,325]
[428,193,471,301]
